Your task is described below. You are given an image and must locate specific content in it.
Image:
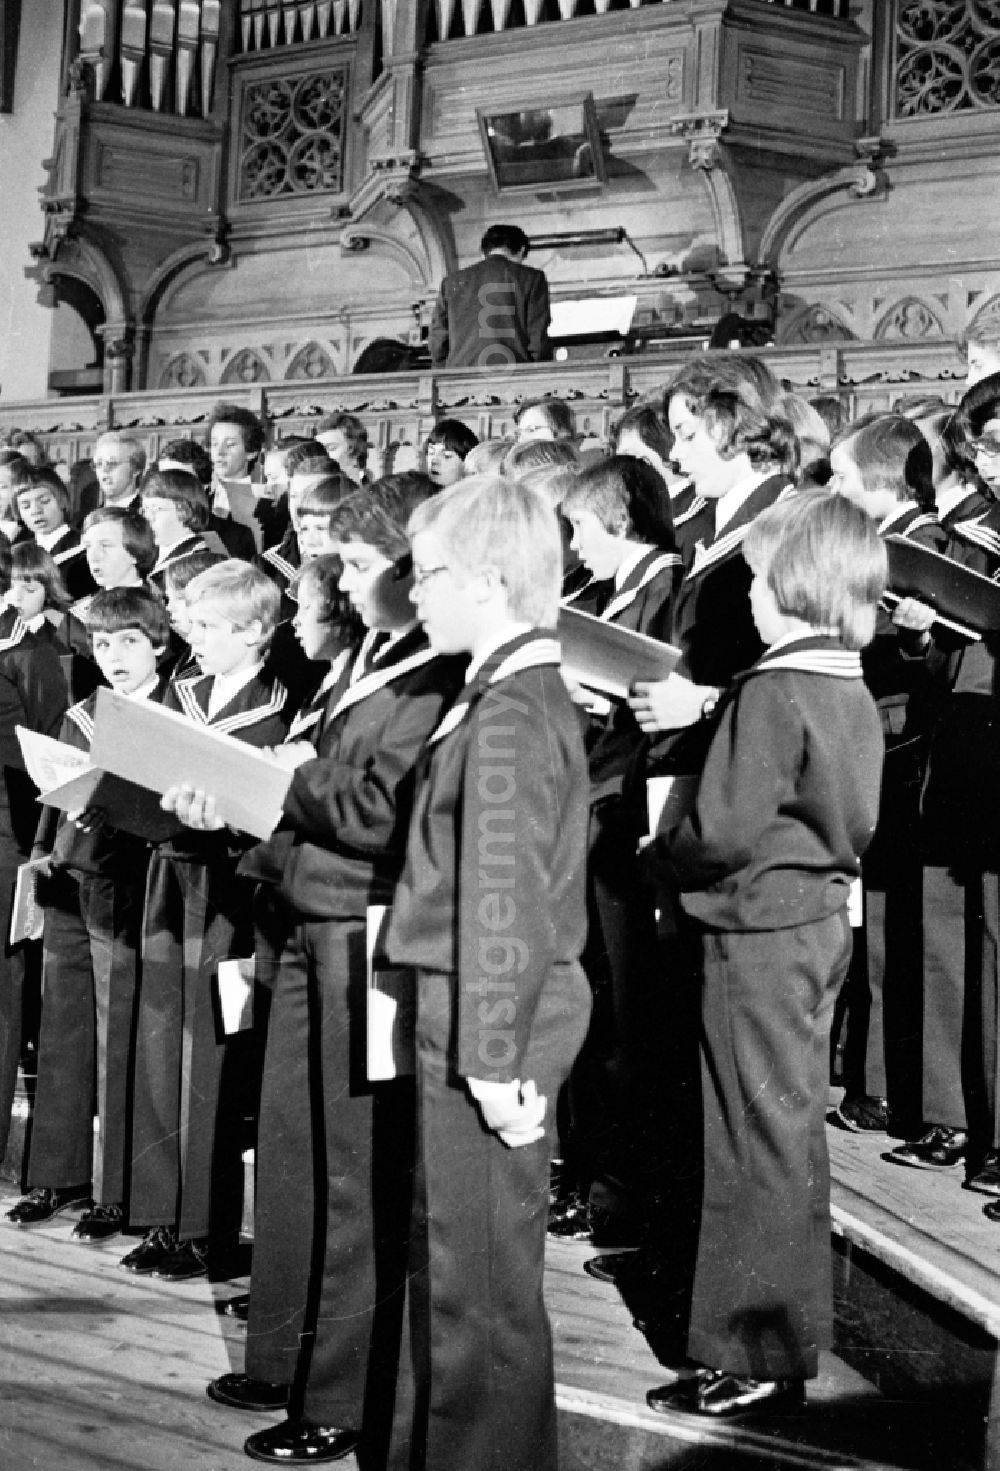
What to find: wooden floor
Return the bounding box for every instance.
[2,1122,993,1471]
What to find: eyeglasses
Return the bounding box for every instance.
[971,435,1000,458]
[410,564,450,589]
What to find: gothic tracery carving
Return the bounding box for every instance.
[895,1,1000,117]
[239,70,348,202]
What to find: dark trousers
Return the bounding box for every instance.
[129,851,259,1241]
[0,816,31,1165]
[839,741,924,1121]
[28,869,144,1201]
[687,912,851,1382]
[247,915,413,1439]
[389,964,591,1471]
[920,864,1000,1143]
[567,798,661,1216]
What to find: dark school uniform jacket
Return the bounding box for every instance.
[43,527,97,603]
[257,530,301,600]
[863,502,948,744]
[670,473,794,690]
[241,625,466,921]
[643,473,794,777]
[655,636,883,932]
[0,611,70,838]
[157,665,293,862]
[918,503,1000,859]
[32,683,168,876]
[585,545,681,801]
[385,631,589,1084]
[670,482,713,570]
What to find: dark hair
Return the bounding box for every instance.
[665,358,797,477]
[315,412,369,468]
[139,467,211,531]
[208,402,265,459]
[0,531,10,594]
[807,395,847,439]
[0,452,34,499]
[11,540,72,610]
[162,548,227,595]
[2,429,48,465]
[159,437,213,487]
[292,552,356,628]
[481,224,530,257]
[425,418,479,459]
[832,413,936,511]
[286,441,333,478]
[329,474,437,559]
[82,506,158,576]
[611,404,673,463]
[514,397,575,438]
[503,438,580,477]
[83,585,171,648]
[299,473,352,520]
[22,465,72,513]
[565,455,676,551]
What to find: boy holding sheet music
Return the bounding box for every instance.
[6,588,170,1237]
[123,561,292,1282]
[642,492,884,1420]
[382,477,591,1471]
[171,481,466,1466]
[553,457,681,1243]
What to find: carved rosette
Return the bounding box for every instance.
[895,1,1000,117]
[239,68,348,201]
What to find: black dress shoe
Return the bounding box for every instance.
[223,1293,251,1321]
[886,1124,968,1170]
[646,1372,709,1414]
[73,1202,125,1243]
[207,1373,289,1412]
[694,1369,805,1418]
[244,1418,359,1464]
[965,1150,1000,1197]
[547,1197,593,1240]
[5,1185,91,1227]
[833,1094,890,1133]
[153,1237,209,1281]
[120,1225,178,1274]
[583,1249,641,1283]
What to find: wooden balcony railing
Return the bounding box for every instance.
[0,341,965,479]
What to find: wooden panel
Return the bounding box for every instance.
[96,142,202,202]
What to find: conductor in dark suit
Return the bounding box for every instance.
[429,224,550,370]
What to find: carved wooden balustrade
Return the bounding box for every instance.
[0,341,965,477]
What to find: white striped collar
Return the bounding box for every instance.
[673,494,709,528]
[325,628,436,726]
[286,651,351,741]
[427,633,560,747]
[686,483,795,582]
[952,511,1000,558]
[261,545,298,583]
[0,613,29,652]
[748,638,863,680]
[601,548,679,624]
[66,698,96,743]
[878,502,940,538]
[173,671,288,736]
